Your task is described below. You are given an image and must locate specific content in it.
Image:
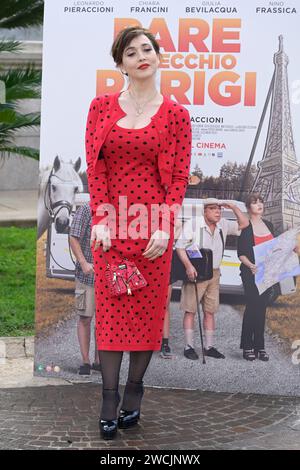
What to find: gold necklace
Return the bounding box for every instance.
[128,89,159,116]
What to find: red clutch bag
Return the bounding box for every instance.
[102,248,148,297]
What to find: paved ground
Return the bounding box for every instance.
[0,190,37,226]
[35,301,300,396]
[0,383,299,450]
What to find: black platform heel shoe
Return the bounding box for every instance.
[118,381,144,429]
[118,409,140,429]
[99,389,120,440]
[99,418,118,440]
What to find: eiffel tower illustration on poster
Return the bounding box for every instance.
[244,36,300,235]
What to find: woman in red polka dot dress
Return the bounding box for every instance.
[85,27,191,439]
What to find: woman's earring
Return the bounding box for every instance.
[121,70,128,76]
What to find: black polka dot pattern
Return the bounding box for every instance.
[91,122,174,351]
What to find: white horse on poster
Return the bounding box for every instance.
[37,155,84,239]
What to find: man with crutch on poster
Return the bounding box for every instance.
[174,199,249,362]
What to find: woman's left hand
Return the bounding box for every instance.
[142,230,170,260]
[294,234,300,255]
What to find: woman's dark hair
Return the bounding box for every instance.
[111,26,160,66]
[245,192,264,209]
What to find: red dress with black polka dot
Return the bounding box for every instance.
[92,121,174,351]
[85,93,191,351]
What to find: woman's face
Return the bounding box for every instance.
[120,34,160,81]
[249,198,264,216]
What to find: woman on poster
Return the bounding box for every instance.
[237,193,275,362]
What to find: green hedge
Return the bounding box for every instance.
[0,227,36,336]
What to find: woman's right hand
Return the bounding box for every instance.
[90,224,111,252]
[249,263,257,275]
[186,264,198,282]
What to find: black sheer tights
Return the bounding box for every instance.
[98,350,153,420]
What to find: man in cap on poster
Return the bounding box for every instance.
[175,198,249,360]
